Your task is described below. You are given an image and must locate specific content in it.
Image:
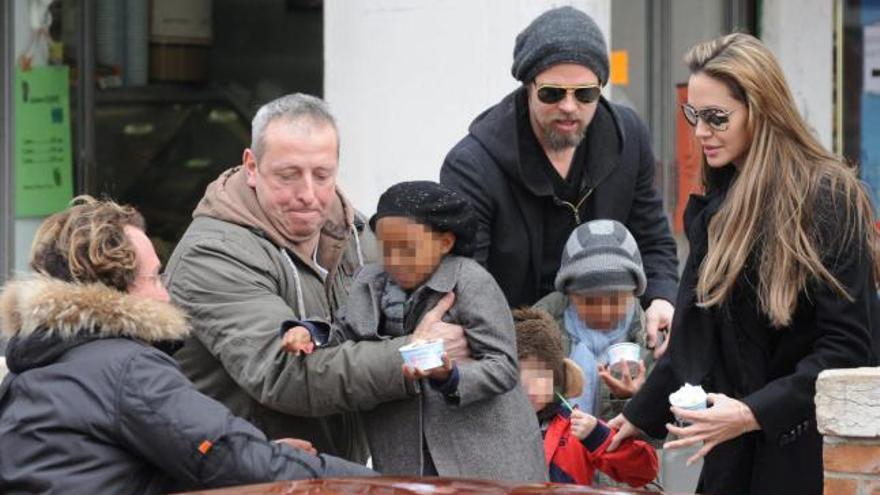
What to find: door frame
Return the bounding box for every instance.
[1,0,15,285]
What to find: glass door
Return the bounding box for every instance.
[5,0,82,276]
[841,0,880,221]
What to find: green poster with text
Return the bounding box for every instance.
[15,66,73,217]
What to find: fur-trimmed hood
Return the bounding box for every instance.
[1,276,189,342]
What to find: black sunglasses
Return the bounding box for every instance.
[681,103,738,132]
[535,83,602,105]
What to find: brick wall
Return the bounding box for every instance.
[816,368,880,495]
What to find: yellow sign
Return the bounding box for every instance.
[610,50,629,86]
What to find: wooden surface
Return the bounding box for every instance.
[175,477,670,495]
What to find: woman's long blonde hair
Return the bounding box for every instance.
[686,33,880,326]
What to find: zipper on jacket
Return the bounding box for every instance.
[553,159,618,224]
[554,187,593,225]
[419,391,425,474]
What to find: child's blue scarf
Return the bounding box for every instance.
[563,302,634,416]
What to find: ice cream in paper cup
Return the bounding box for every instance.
[399,339,444,371]
[669,383,708,426]
[606,342,641,376]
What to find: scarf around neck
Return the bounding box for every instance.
[563,302,633,415]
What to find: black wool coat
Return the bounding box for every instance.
[624,167,879,495]
[440,87,679,308]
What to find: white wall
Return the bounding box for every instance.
[761,0,833,149]
[325,0,610,214]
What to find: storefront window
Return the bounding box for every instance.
[843,0,880,217]
[5,0,80,275]
[93,88,249,259]
[2,0,325,268]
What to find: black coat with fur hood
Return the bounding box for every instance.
[0,277,374,495]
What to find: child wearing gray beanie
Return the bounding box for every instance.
[555,218,646,296]
[534,219,654,430]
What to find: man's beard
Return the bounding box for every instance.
[542,116,587,151]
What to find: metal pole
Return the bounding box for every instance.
[724,0,752,33]
[77,0,95,195]
[649,0,673,215]
[833,0,844,156]
[1,0,15,285]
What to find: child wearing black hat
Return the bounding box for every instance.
[514,307,659,488]
[281,180,546,482]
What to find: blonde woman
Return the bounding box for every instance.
[607,33,879,495]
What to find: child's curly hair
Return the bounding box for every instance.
[29,195,146,292]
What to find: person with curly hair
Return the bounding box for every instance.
[0,196,374,494]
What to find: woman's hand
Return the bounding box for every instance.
[598,360,646,398]
[664,393,760,465]
[606,413,644,451]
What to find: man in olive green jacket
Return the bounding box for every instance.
[164,94,464,463]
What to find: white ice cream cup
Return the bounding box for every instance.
[669,384,708,426]
[606,342,641,376]
[399,339,444,371]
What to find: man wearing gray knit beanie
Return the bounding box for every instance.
[441,6,678,358]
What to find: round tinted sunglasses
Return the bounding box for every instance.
[535,83,602,105]
[681,103,739,132]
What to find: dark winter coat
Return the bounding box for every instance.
[0,277,374,495]
[165,167,403,464]
[440,88,678,307]
[623,167,879,495]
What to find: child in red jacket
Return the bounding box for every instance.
[514,308,658,488]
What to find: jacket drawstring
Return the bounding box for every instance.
[281,248,307,317]
[351,223,365,268]
[281,222,362,317]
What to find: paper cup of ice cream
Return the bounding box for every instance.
[606,342,641,377]
[399,339,444,371]
[669,383,708,426]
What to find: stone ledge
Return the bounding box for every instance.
[816,368,880,438]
